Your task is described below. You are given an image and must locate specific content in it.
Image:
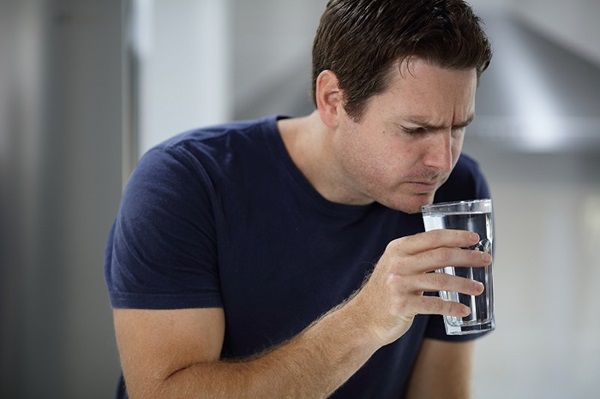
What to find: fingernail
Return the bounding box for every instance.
[481,252,492,263]
[476,281,485,293]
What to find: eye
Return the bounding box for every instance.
[402,126,427,135]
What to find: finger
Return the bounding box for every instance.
[412,294,472,318]
[410,272,485,297]
[394,245,491,275]
[422,246,492,270]
[389,229,480,256]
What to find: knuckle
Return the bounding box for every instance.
[467,248,487,265]
[384,238,402,253]
[433,247,452,263]
[389,235,412,251]
[418,294,468,317]
[437,298,452,314]
[429,271,448,287]
[424,297,447,315]
[417,295,443,315]
[439,299,461,317]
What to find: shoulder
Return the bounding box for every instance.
[118,115,286,228]
[157,115,279,160]
[128,115,280,187]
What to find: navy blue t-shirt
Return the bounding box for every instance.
[105,115,491,398]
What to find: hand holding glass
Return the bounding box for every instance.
[421,199,495,335]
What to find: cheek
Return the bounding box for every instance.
[338,122,411,180]
[339,124,380,163]
[364,144,414,186]
[451,135,465,163]
[339,134,393,182]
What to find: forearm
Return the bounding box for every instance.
[137,303,379,399]
[405,339,475,399]
[121,231,489,398]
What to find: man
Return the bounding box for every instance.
[105,0,494,397]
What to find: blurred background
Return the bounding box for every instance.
[1,0,599,398]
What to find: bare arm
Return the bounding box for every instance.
[405,339,476,399]
[114,304,380,399]
[113,230,489,398]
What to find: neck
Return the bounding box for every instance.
[277,112,372,206]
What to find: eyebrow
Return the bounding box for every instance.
[404,115,475,130]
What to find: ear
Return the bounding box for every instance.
[315,70,343,127]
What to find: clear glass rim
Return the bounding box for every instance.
[421,198,492,214]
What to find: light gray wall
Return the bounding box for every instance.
[232,0,600,119]
[471,0,600,64]
[0,0,123,397]
[2,1,599,398]
[462,143,600,398]
[510,0,600,65]
[231,0,324,119]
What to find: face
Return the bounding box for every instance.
[330,59,478,213]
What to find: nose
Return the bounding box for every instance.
[423,131,453,173]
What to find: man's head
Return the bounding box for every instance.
[311,0,492,122]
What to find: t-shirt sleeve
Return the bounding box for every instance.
[424,153,493,341]
[104,145,223,309]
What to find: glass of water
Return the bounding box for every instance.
[421,199,495,335]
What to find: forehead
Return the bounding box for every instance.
[373,58,478,122]
[392,58,478,94]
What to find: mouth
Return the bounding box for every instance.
[407,180,439,193]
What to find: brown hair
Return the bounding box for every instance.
[311,0,493,121]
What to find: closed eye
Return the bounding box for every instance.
[401,126,428,135]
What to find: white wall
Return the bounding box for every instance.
[133,0,232,155]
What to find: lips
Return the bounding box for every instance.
[403,171,448,193]
[405,174,446,193]
[409,181,438,191]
